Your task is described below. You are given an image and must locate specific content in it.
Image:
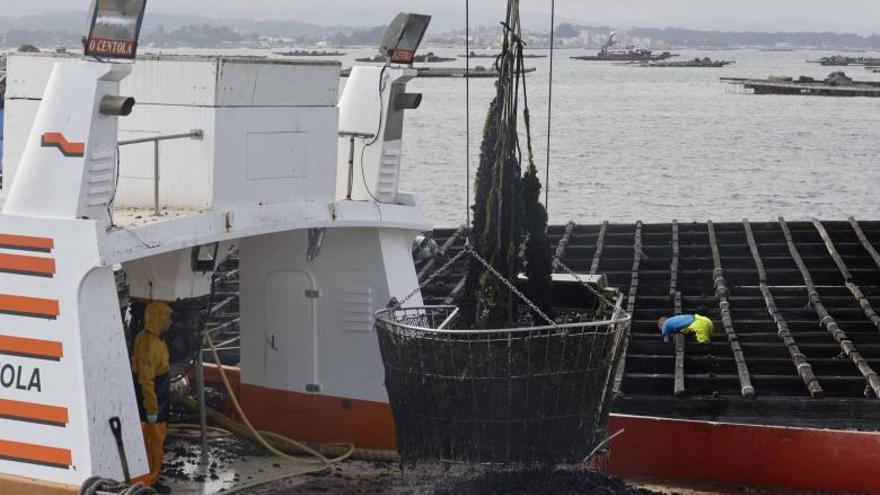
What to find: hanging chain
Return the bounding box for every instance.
[554,258,619,309]
[396,245,557,327]
[396,248,472,309]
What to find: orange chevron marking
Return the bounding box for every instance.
[0,398,68,427]
[41,132,85,158]
[0,234,54,253]
[0,253,56,278]
[0,294,60,319]
[0,335,63,361]
[0,439,71,469]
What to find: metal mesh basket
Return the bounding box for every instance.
[375,304,630,464]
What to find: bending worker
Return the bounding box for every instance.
[658,314,714,344]
[132,301,174,494]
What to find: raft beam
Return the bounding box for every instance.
[707,221,755,398]
[613,222,642,395]
[779,217,880,398]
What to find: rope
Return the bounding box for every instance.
[545,0,556,210]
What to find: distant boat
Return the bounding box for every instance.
[571,33,677,62]
[355,52,456,63]
[275,50,347,57]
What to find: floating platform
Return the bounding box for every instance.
[421,219,880,433]
[355,52,455,63]
[638,57,734,68]
[460,51,547,59]
[809,55,880,66]
[274,50,346,57]
[340,66,537,78]
[573,52,678,62]
[722,73,880,97]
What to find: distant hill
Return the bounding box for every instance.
[2,12,878,50]
[0,11,357,38]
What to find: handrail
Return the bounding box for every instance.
[117,130,203,216]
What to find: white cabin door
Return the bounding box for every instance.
[264,271,314,392]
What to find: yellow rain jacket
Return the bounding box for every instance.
[131,301,173,487]
[682,314,715,344]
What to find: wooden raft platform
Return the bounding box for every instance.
[421,219,880,432]
[341,67,536,78]
[722,76,880,97]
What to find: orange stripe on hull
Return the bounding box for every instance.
[0,335,63,360]
[0,234,54,253]
[0,399,68,427]
[0,254,56,278]
[238,383,397,451]
[0,295,60,319]
[0,439,71,469]
[41,133,85,158]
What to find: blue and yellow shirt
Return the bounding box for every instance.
[661,314,714,344]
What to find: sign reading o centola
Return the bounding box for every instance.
[84,0,148,60]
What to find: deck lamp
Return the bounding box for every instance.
[379,13,432,66]
[83,0,148,60]
[191,243,220,274]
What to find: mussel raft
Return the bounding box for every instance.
[416,219,880,432]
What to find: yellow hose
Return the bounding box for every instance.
[202,329,355,465]
[178,396,399,462]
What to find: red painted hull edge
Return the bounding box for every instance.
[606,414,880,494]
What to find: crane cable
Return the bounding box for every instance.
[545,0,557,211]
[466,0,471,228]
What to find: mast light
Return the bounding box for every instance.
[380,13,432,66]
[83,0,148,60]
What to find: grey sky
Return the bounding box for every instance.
[8,0,879,34]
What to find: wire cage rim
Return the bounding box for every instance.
[375,304,631,336]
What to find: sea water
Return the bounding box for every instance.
[5,47,879,226]
[397,48,880,226]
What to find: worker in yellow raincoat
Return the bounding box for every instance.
[132,301,174,494]
[658,314,714,344]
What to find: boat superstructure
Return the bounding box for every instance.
[0,18,430,492]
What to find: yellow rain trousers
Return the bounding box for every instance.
[141,422,169,486]
[682,314,715,344]
[132,301,173,486]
